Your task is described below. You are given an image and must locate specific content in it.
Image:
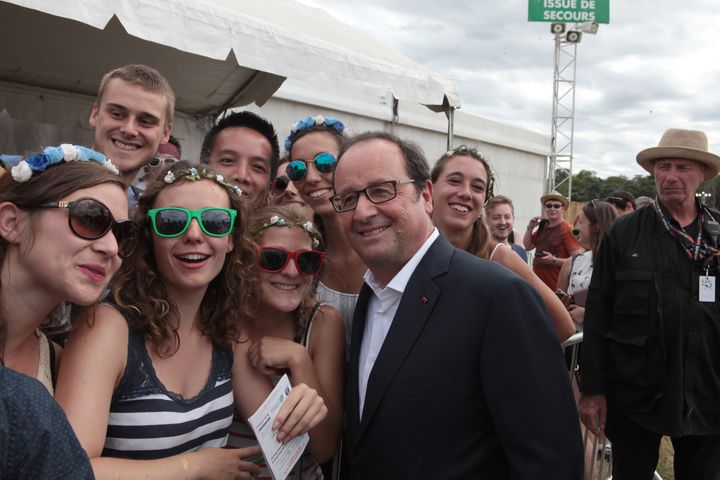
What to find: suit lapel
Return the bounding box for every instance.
[356,235,453,440]
[346,283,372,446]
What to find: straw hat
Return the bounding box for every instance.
[636,128,720,181]
[540,191,569,209]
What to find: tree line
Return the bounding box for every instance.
[555,169,720,210]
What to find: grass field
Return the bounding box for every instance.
[656,436,674,479]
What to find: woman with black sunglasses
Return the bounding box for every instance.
[227,204,344,478]
[269,156,315,221]
[56,162,327,480]
[284,115,366,355]
[0,145,135,396]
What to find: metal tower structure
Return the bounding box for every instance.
[548,30,578,199]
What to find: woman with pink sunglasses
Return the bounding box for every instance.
[227,204,345,479]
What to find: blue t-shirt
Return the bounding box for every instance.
[510,243,528,263]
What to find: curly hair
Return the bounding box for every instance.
[110,161,258,356]
[248,204,326,339]
[431,146,496,259]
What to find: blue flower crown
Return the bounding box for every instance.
[10,144,119,182]
[284,115,346,152]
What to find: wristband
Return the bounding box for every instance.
[552,255,557,265]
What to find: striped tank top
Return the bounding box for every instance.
[102,318,234,459]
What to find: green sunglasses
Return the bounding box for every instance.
[147,207,237,238]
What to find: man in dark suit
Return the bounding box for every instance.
[330,131,583,479]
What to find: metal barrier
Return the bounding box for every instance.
[561,332,662,480]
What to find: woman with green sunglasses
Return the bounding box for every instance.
[56,162,327,480]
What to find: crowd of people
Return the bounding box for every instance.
[1,63,719,480]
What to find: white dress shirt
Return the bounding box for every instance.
[358,228,439,418]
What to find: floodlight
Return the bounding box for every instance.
[565,30,582,43]
[576,22,599,34]
[551,23,566,35]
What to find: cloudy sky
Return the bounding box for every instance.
[296,0,719,178]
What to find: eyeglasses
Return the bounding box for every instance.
[272,175,290,194]
[258,247,325,275]
[38,197,138,258]
[147,207,237,238]
[287,153,337,182]
[330,179,418,213]
[544,203,563,209]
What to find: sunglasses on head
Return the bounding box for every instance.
[545,203,563,209]
[287,152,337,182]
[258,247,325,275]
[147,207,237,238]
[272,175,290,194]
[38,197,138,258]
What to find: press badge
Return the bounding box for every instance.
[699,274,716,302]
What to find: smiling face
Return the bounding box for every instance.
[431,155,488,235]
[150,180,234,298]
[257,226,315,313]
[574,210,592,250]
[18,183,127,306]
[334,139,433,285]
[270,162,314,220]
[543,200,566,222]
[290,131,341,217]
[206,127,272,207]
[653,158,706,209]
[90,78,171,182]
[487,203,515,243]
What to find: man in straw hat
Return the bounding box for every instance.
[579,128,720,479]
[523,190,582,290]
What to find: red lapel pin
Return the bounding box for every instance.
[420,296,428,304]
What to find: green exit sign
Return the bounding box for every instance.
[528,0,610,24]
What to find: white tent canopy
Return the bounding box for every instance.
[0,0,459,122]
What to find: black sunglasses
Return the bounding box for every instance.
[258,247,325,275]
[38,197,138,258]
[272,175,290,194]
[544,203,563,209]
[287,153,337,182]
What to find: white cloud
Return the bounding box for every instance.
[297,0,720,178]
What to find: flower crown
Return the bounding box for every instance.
[164,167,243,197]
[284,115,346,152]
[10,144,119,182]
[254,215,322,249]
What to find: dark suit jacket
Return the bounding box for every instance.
[342,235,582,479]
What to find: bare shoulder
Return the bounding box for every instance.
[309,305,345,343]
[313,304,344,328]
[72,304,129,340]
[308,304,345,357]
[492,244,532,278]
